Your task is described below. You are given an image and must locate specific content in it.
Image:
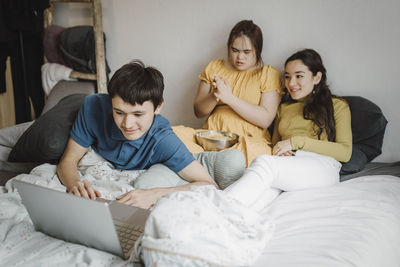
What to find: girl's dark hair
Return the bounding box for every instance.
[284,49,336,141]
[227,20,263,65]
[108,60,164,109]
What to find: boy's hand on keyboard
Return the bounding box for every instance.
[116,188,160,209]
[67,179,101,200]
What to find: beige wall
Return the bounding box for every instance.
[52,0,400,162]
[0,58,15,129]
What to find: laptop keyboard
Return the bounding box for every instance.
[114,221,144,255]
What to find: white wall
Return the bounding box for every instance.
[54,0,400,162]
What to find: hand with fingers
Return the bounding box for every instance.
[272,139,295,157]
[212,75,234,104]
[67,179,101,200]
[116,188,159,209]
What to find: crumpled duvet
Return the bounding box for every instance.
[140,185,274,267]
[0,149,144,266]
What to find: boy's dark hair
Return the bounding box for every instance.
[108,60,164,109]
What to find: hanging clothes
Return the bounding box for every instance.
[0,0,49,122]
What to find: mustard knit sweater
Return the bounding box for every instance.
[272,98,352,162]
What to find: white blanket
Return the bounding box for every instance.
[140,185,274,266]
[1,150,400,267]
[41,63,76,96]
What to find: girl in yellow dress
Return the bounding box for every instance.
[173,20,283,166]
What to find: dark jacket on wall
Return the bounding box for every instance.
[0,0,49,122]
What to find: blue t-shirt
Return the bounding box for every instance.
[70,94,194,173]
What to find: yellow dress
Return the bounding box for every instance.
[173,59,282,166]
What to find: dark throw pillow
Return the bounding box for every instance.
[8,94,86,164]
[340,146,368,175]
[340,96,388,175]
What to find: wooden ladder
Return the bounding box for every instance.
[44,0,107,93]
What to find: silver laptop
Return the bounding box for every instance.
[13,179,150,260]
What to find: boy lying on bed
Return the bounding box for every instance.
[57,60,244,209]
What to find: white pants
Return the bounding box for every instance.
[224,150,342,210]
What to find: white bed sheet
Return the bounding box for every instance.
[1,152,399,267]
[254,175,400,267]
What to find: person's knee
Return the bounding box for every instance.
[246,154,276,178]
[217,149,246,173]
[134,164,187,189]
[195,149,246,189]
[225,149,246,164]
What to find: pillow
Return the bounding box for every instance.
[41,80,95,115]
[0,121,33,148]
[0,144,39,174]
[8,94,87,164]
[339,146,368,175]
[340,96,388,174]
[0,122,40,176]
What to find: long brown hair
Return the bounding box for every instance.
[284,49,336,141]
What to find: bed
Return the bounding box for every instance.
[253,173,400,267]
[1,85,399,266]
[1,158,400,266]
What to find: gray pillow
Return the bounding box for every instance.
[0,145,39,173]
[0,121,33,148]
[0,123,39,175]
[8,94,86,164]
[339,147,368,175]
[41,80,95,115]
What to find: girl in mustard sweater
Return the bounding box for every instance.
[225,49,352,210]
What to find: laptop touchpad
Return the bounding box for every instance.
[109,201,150,226]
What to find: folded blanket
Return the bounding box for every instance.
[41,63,77,96]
